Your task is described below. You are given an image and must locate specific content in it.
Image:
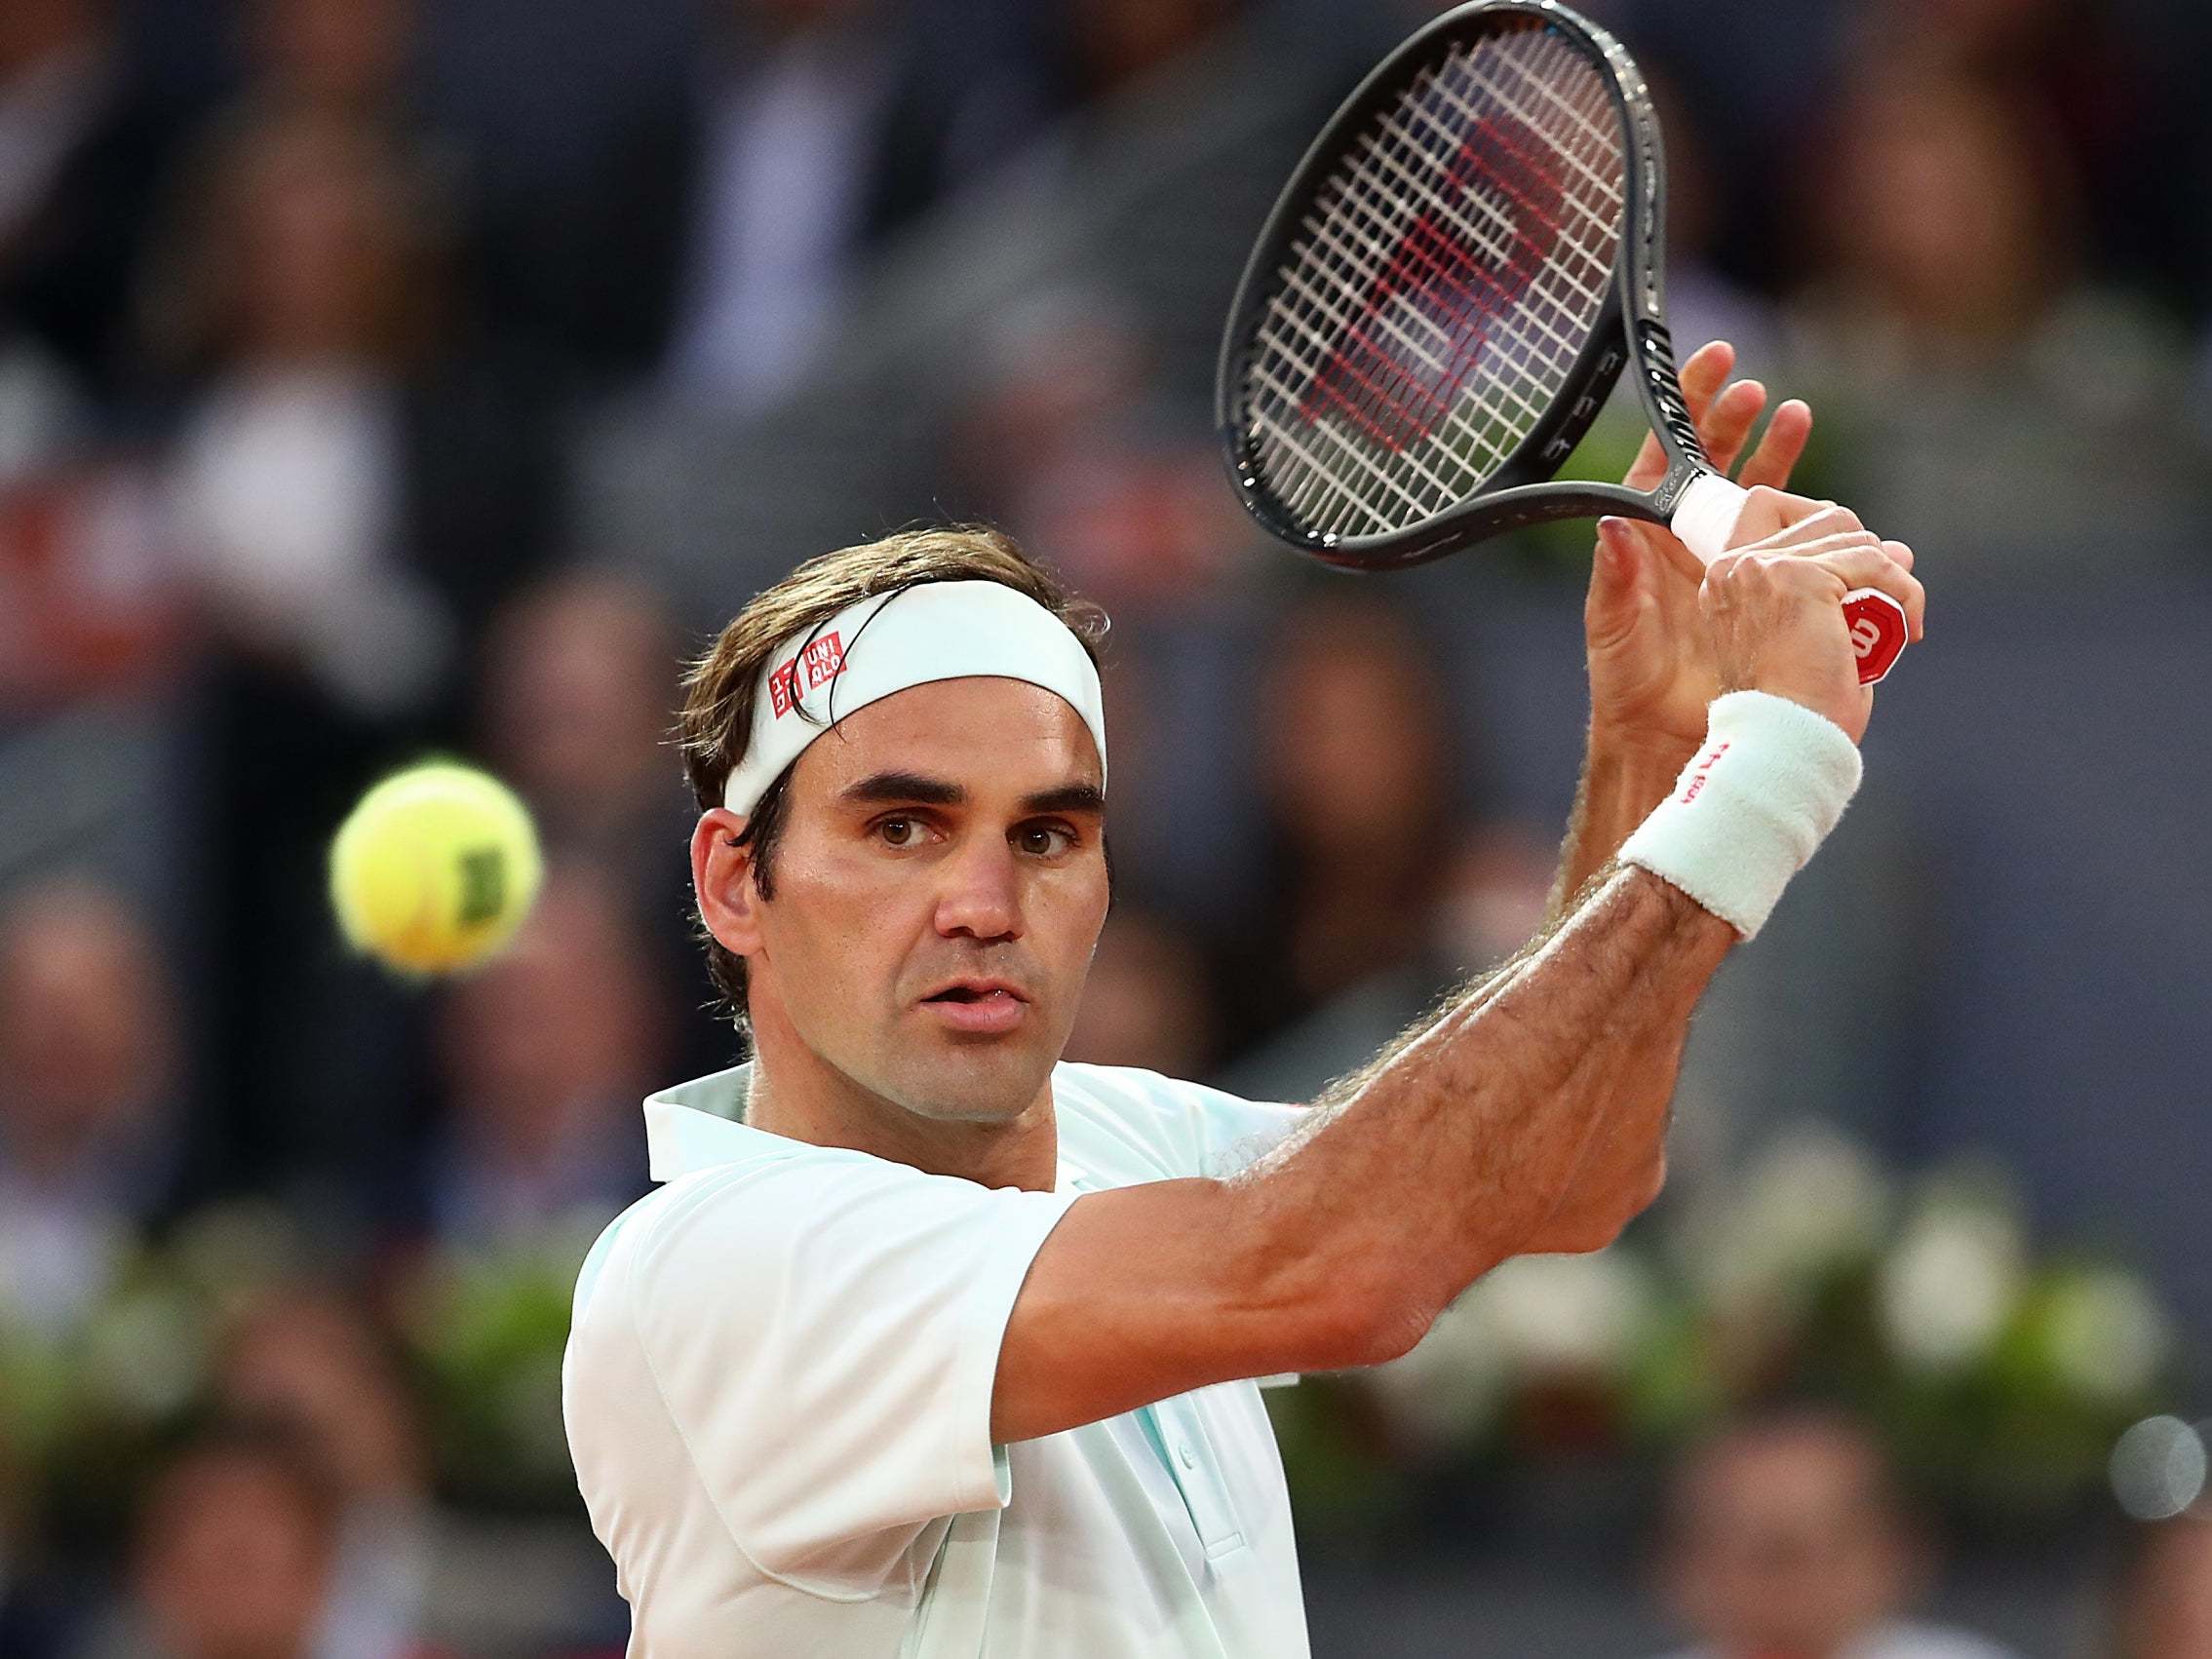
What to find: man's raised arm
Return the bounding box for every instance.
[992,489,1925,1446]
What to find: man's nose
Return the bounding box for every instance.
[933,835,1023,943]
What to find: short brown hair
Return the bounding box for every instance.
[676,526,1104,1032]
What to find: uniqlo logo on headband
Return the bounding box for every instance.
[802,633,845,686]
[769,631,847,718]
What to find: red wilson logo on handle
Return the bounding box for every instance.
[1842,591,1909,685]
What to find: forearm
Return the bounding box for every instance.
[1231,865,1732,1357]
[1546,727,1697,922]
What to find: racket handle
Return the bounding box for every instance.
[1668,471,1749,564]
[1665,472,1908,686]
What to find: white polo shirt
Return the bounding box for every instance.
[563,1061,1312,1658]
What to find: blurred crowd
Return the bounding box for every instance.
[4,0,2210,1653]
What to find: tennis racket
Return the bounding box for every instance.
[1215,0,1909,683]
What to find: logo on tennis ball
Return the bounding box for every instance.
[457,846,508,925]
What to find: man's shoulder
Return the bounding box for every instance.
[1053,1061,1212,1112]
[1053,1063,1305,1182]
[570,1138,880,1313]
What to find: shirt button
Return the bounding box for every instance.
[1177,1442,1198,1470]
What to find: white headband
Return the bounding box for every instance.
[720,580,1107,817]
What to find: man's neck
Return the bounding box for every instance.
[740,1021,1059,1193]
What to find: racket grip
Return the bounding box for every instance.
[1668,471,1748,564]
[1667,471,1908,685]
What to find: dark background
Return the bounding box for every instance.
[3,0,2209,1653]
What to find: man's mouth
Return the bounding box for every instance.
[919,982,1028,1032]
[922,981,1027,1005]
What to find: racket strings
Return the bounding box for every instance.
[1243,22,1626,538]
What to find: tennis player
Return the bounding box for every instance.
[562,340,1925,1657]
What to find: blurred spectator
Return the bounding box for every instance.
[1842,0,2185,298]
[1796,72,2077,364]
[476,568,721,1070]
[1782,69,2206,573]
[1641,67,1782,376]
[1652,1406,2017,1659]
[0,0,212,413]
[641,0,1060,409]
[233,0,485,363]
[0,459,175,712]
[91,1421,343,1659]
[2115,1517,2212,1659]
[1047,0,1242,108]
[1215,588,1477,1084]
[953,291,1248,615]
[215,1289,440,1659]
[424,864,661,1251]
[1062,909,1218,1077]
[941,288,1152,519]
[246,0,415,120]
[150,103,552,712]
[140,100,562,1204]
[475,569,689,887]
[0,875,182,1337]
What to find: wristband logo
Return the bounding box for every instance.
[1681,741,1729,805]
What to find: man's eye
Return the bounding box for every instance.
[878,817,918,847]
[1017,824,1074,857]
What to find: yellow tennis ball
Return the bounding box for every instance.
[329,761,543,977]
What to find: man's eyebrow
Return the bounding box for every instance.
[840,771,965,807]
[1020,783,1106,817]
[835,774,1106,815]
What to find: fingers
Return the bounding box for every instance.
[1710,533,1926,641]
[1809,541,1926,641]
[1738,486,1860,542]
[1698,378,1768,477]
[1623,340,1735,489]
[1735,399,1811,492]
[1678,339,1735,409]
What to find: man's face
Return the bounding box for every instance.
[743,677,1109,1124]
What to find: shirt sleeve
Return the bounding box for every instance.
[606,1148,1079,1592]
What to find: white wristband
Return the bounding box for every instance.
[1618,691,1863,939]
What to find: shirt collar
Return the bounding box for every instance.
[640,1061,1092,1192]
[641,1062,778,1182]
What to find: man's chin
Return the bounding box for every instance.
[892,1032,1056,1124]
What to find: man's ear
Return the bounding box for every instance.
[691,808,764,955]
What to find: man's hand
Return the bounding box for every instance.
[1700,503,1925,745]
[1582,341,1813,760]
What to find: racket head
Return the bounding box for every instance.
[1217,0,1699,570]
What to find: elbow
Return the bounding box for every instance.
[1301,1264,1441,1370]
[1540,1148,1669,1256]
[1226,1196,1440,1371]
